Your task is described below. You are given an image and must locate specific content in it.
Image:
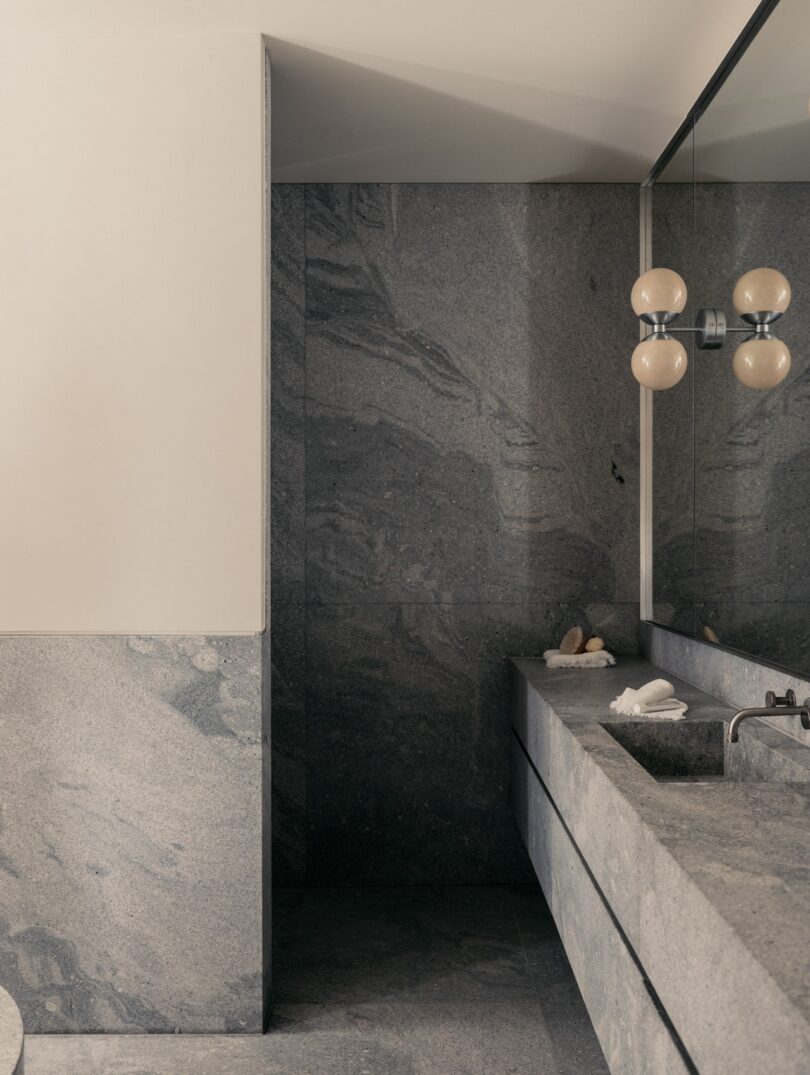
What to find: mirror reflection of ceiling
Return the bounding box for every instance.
[1,0,762,181]
[694,0,810,182]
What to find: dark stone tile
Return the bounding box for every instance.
[305,184,639,606]
[274,886,534,1005]
[509,885,609,1075]
[271,183,641,888]
[305,602,637,886]
[27,1010,556,1075]
[271,603,307,887]
[270,186,307,887]
[271,184,306,606]
[269,999,560,1075]
[272,887,306,989]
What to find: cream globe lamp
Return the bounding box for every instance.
[630,269,689,390]
[631,336,688,390]
[733,268,791,325]
[731,268,791,389]
[629,266,793,391]
[733,337,791,389]
[631,268,688,326]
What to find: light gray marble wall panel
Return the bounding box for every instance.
[513,657,810,1072]
[0,635,263,1033]
[0,986,23,1074]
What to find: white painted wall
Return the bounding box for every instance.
[0,0,760,181]
[0,32,264,632]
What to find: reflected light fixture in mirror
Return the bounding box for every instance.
[630,268,689,390]
[733,337,791,388]
[732,267,792,388]
[630,266,792,391]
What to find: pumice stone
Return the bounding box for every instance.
[559,627,585,654]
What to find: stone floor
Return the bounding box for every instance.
[23,884,608,1074]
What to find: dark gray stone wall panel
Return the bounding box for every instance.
[305,184,639,608]
[272,183,640,884]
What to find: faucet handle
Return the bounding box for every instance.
[765,688,796,707]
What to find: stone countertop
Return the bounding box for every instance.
[510,656,810,1032]
[0,986,23,1074]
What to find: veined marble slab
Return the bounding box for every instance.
[274,182,641,885]
[0,635,263,1033]
[512,656,810,1073]
[304,184,640,608]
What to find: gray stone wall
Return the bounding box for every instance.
[272,183,640,886]
[0,635,263,1033]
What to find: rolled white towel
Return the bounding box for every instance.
[610,679,678,716]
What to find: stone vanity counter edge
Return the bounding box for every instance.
[510,656,810,1075]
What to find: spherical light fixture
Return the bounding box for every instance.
[733,267,791,324]
[631,268,688,325]
[629,266,795,392]
[732,336,791,389]
[631,336,688,390]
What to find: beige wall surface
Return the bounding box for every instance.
[0,32,264,632]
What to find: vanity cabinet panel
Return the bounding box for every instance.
[511,738,690,1075]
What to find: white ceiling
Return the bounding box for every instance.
[2,0,762,181]
[689,0,810,182]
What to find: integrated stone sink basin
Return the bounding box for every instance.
[600,719,810,784]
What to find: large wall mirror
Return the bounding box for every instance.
[650,0,810,675]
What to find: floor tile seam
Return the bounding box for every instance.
[299,600,640,608]
[508,892,563,1075]
[270,997,561,1012]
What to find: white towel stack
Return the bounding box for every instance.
[543,649,616,669]
[610,678,688,718]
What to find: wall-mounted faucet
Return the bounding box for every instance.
[728,689,810,744]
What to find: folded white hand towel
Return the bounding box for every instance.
[610,679,687,717]
[639,699,688,719]
[543,649,616,669]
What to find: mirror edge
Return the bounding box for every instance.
[640,0,784,648]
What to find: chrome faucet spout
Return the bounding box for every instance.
[728,689,810,743]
